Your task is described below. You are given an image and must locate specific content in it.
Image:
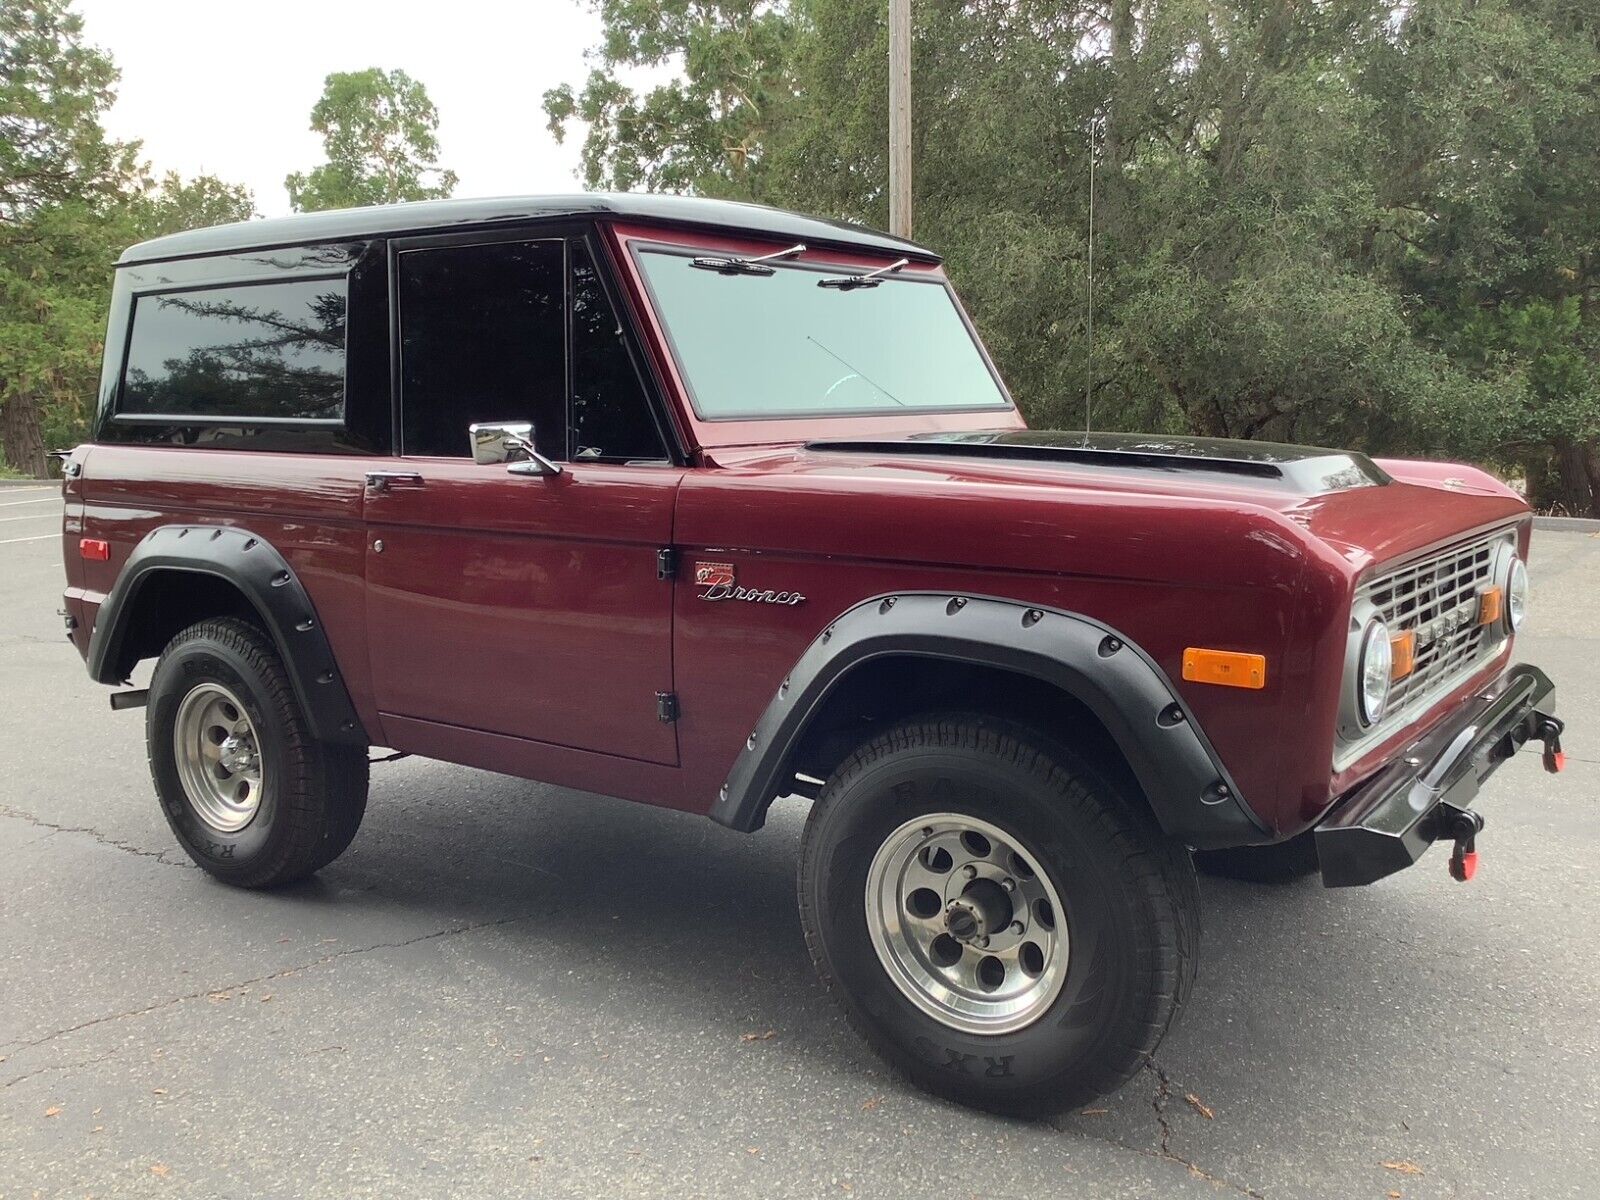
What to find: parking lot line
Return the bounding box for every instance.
[0,534,56,545]
[0,496,56,508]
[0,512,60,522]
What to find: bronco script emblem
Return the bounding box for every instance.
[694,561,806,606]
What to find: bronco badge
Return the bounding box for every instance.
[694,561,806,606]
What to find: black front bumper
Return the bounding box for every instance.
[1315,664,1563,887]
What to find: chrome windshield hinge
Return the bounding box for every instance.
[656,548,678,581]
[656,691,680,724]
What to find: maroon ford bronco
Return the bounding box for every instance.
[60,194,1564,1114]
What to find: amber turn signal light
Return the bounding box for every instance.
[1182,648,1266,690]
[1477,585,1503,626]
[1389,629,1416,681]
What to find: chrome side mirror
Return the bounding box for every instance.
[468,421,562,477]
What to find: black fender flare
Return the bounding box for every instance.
[87,525,369,745]
[708,592,1270,849]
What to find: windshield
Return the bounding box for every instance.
[636,249,1012,420]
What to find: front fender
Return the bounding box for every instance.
[709,592,1270,848]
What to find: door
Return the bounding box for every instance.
[365,232,683,765]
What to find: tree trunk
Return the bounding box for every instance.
[1097,0,1136,236]
[1524,452,1550,509]
[0,393,49,478]
[1584,441,1600,518]
[1552,438,1598,517]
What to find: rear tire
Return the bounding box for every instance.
[1192,831,1320,884]
[147,617,368,888]
[798,714,1199,1116]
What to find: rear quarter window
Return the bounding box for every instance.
[118,277,348,423]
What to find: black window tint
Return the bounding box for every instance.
[120,279,347,420]
[570,242,666,462]
[399,239,565,459]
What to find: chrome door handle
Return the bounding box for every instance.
[365,471,424,492]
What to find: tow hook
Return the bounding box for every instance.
[1438,803,1484,883]
[1534,714,1566,774]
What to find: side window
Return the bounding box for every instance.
[398,239,565,459]
[120,278,347,421]
[570,242,667,462]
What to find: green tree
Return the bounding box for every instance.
[543,1,799,195]
[1365,0,1600,511]
[550,0,1600,512]
[0,2,256,475]
[285,68,458,212]
[134,170,256,239]
[0,0,138,476]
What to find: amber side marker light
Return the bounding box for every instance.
[1477,585,1503,627]
[1182,648,1267,690]
[1389,629,1417,681]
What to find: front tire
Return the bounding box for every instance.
[798,714,1199,1116]
[147,617,368,888]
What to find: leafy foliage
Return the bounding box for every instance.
[4,0,1599,510]
[548,0,1600,513]
[0,0,140,475]
[543,1,798,194]
[285,68,458,211]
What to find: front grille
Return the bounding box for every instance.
[1337,528,1514,766]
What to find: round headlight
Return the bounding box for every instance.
[1506,556,1529,631]
[1358,618,1392,727]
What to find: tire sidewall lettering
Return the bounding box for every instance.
[150,639,281,866]
[807,738,1155,1101]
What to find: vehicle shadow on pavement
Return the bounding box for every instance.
[258,768,1541,1129]
[35,757,1590,1197]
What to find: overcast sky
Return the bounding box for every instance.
[75,0,610,217]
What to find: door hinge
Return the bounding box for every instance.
[656,547,678,580]
[656,691,680,723]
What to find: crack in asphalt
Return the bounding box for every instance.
[0,803,196,870]
[1049,1061,1267,1199]
[2,1048,120,1091]
[0,912,538,1065]
[1150,1058,1177,1156]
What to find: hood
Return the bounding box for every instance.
[806,429,1389,497]
[779,429,1529,573]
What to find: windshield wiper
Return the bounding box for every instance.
[817,257,910,291]
[689,243,806,276]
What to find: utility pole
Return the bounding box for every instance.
[888,0,912,238]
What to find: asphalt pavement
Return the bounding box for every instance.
[1,483,1596,1198]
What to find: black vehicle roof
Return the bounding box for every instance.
[117,192,940,266]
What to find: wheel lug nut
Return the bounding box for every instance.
[1010,921,1024,935]
[921,827,934,837]
[977,936,989,948]
[962,865,978,879]
[1002,877,1016,891]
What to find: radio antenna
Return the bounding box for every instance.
[1085,114,1099,437]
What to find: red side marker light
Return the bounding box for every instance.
[79,538,110,561]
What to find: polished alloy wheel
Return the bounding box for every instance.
[172,682,264,833]
[865,813,1069,1034]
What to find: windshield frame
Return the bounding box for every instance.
[627,238,1017,425]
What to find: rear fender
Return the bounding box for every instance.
[87,525,368,745]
